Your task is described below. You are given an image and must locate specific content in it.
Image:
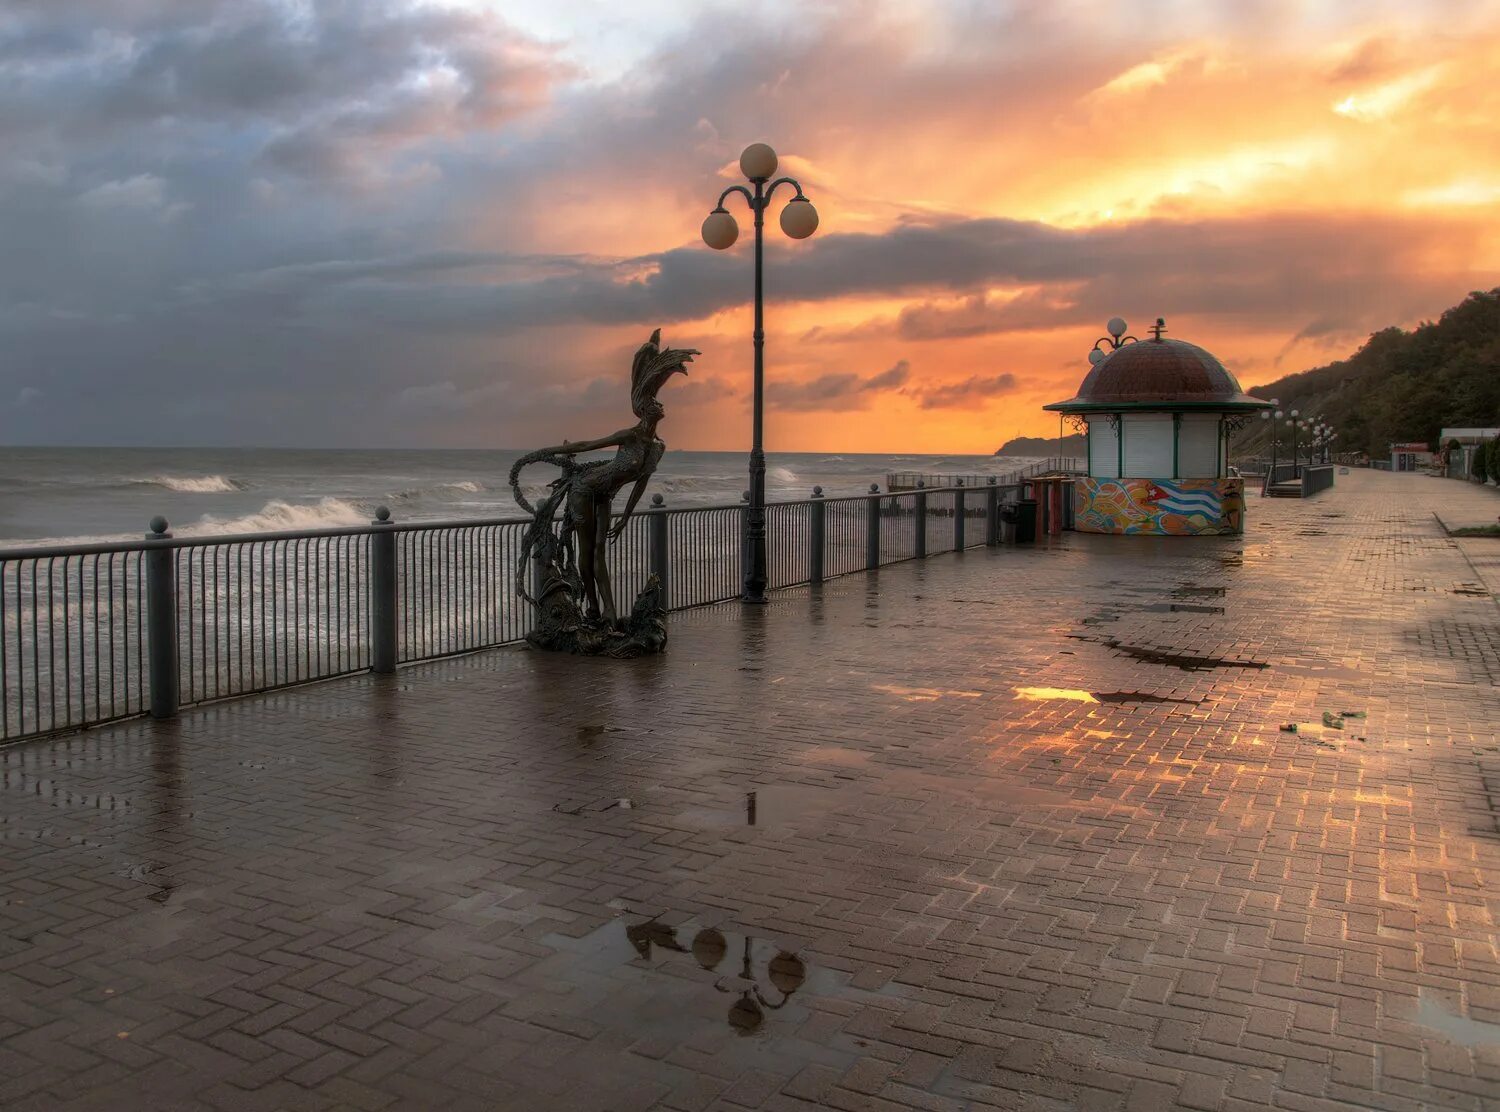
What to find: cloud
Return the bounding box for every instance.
[915,373,1019,409]
[76,173,186,220]
[0,0,566,187]
[670,376,738,405]
[392,381,466,416]
[767,360,911,412]
[0,0,1498,451]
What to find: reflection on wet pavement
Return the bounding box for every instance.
[539,915,843,1041]
[1014,687,1201,706]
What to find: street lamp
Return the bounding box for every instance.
[702,142,819,604]
[1089,317,1139,364]
[1261,399,1282,477]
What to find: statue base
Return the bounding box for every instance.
[526,561,668,658]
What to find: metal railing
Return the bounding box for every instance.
[886,457,1085,491]
[0,480,1026,744]
[1301,465,1336,497]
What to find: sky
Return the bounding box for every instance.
[2,0,1498,453]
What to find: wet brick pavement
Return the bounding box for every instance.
[2,469,1499,1111]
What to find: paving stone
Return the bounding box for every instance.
[1,470,1499,1110]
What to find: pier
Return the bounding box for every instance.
[2,469,1498,1109]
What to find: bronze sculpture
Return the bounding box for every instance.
[509,329,697,656]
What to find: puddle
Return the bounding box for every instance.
[793,745,871,768]
[1015,687,1098,703]
[675,784,841,829]
[539,916,879,1040]
[1415,992,1500,1047]
[871,683,982,702]
[1093,691,1201,705]
[1089,638,1269,671]
[1014,687,1199,706]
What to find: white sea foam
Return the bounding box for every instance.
[391,479,486,502]
[184,497,369,536]
[140,474,245,493]
[767,466,800,484]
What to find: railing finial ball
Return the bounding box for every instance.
[149,516,169,535]
[375,506,391,522]
[742,490,751,502]
[651,493,665,506]
[813,485,823,496]
[869,483,880,494]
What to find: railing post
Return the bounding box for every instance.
[914,481,927,559]
[145,517,178,719]
[866,483,881,570]
[986,478,999,546]
[954,480,966,550]
[371,506,397,673]
[649,494,670,608]
[809,487,825,584]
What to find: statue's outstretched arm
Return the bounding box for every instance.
[607,476,652,540]
[533,429,633,457]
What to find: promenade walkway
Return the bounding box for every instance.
[2,470,1498,1111]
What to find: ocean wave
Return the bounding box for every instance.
[184,497,370,536]
[137,474,246,493]
[767,466,800,484]
[390,479,486,502]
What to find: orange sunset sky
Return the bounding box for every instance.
[3,0,1499,451]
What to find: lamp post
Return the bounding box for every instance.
[1089,316,1139,364]
[1261,399,1282,478]
[701,142,820,604]
[1287,409,1301,477]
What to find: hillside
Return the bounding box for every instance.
[995,434,1086,457]
[1237,288,1500,456]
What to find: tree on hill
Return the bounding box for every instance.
[1237,289,1500,457]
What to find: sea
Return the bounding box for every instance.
[0,448,1049,548]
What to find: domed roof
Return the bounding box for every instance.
[1045,327,1272,413]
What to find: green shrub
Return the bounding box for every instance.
[1488,437,1500,482]
[1475,441,1491,483]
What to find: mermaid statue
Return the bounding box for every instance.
[509,329,697,656]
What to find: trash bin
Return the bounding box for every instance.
[1015,499,1038,543]
[999,503,1018,544]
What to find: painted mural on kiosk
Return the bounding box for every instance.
[1074,477,1245,536]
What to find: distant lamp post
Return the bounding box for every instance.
[1261,399,1283,476]
[702,142,819,603]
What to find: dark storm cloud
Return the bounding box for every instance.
[213,212,1480,338]
[0,0,563,179]
[915,373,1019,409]
[766,360,911,412]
